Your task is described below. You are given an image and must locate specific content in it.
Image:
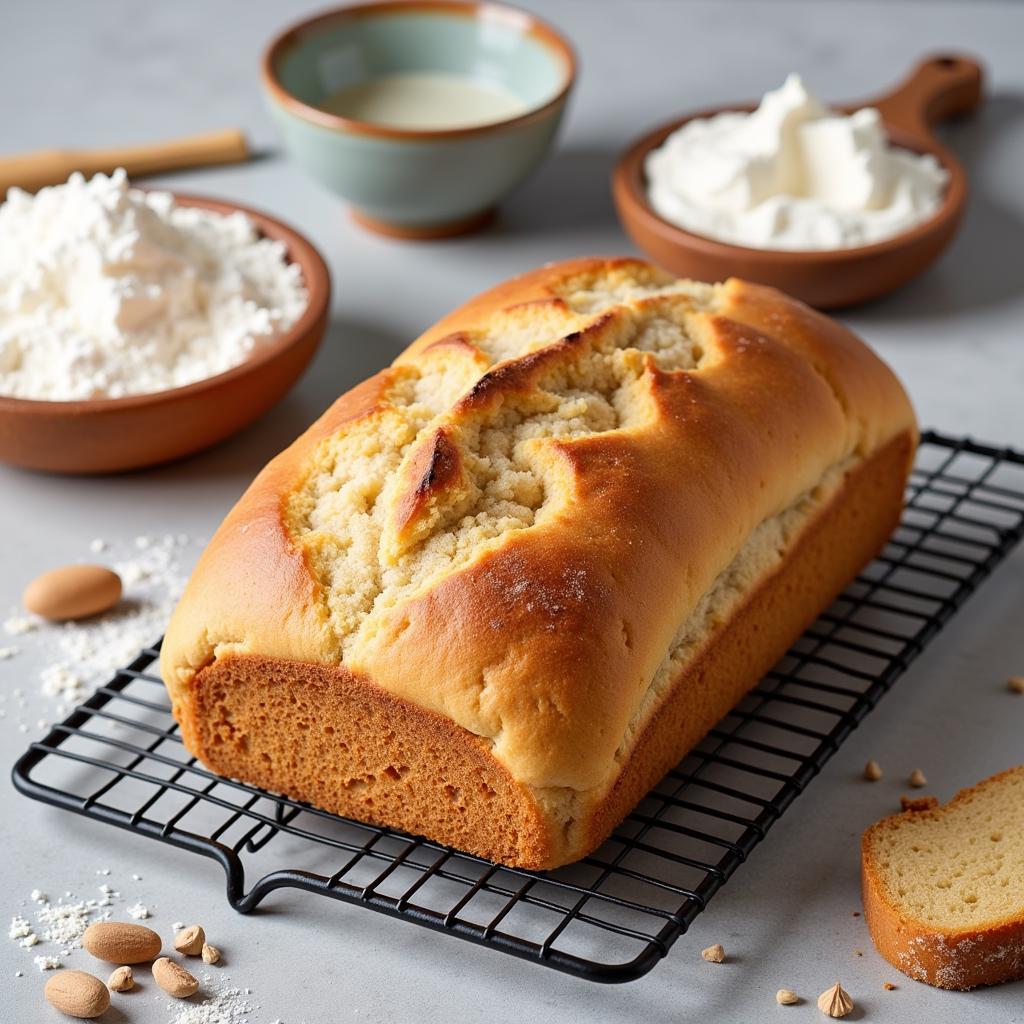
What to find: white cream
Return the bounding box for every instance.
[645,74,949,251]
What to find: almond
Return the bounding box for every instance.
[45,970,111,1018]
[201,942,221,965]
[23,564,121,622]
[82,921,161,963]
[174,924,205,956]
[153,957,199,998]
[107,965,134,992]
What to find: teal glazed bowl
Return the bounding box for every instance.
[262,1,576,238]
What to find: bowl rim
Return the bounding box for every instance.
[0,191,331,416]
[614,103,966,263]
[260,0,577,141]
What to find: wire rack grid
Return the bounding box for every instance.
[11,431,1024,983]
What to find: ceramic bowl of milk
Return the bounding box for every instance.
[262,1,575,238]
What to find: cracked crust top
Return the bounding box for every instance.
[161,258,916,793]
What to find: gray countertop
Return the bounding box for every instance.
[2,2,1023,1021]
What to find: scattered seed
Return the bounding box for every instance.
[863,760,883,781]
[700,943,725,963]
[107,965,134,992]
[908,769,927,788]
[152,957,198,998]
[174,924,205,956]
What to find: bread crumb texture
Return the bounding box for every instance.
[862,765,1024,989]
[284,269,713,654]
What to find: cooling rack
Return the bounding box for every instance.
[12,431,1024,984]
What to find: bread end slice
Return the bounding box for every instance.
[862,765,1024,989]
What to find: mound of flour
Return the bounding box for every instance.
[0,169,308,400]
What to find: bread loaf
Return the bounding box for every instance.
[161,258,916,869]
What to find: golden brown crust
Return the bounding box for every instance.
[172,432,913,868]
[162,257,917,868]
[862,767,1024,990]
[582,430,914,858]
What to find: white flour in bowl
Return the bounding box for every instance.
[0,169,308,400]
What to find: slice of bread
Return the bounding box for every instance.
[862,765,1024,989]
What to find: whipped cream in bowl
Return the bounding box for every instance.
[612,55,981,307]
[644,74,950,253]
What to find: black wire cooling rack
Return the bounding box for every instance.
[11,431,1024,984]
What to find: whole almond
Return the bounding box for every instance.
[45,970,111,1018]
[153,957,199,998]
[82,921,161,963]
[201,942,221,965]
[107,965,134,992]
[175,924,205,956]
[23,564,121,622]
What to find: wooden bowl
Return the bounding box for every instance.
[0,194,330,474]
[613,55,983,309]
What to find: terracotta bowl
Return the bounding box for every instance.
[0,194,330,474]
[613,55,984,309]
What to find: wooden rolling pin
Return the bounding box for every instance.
[0,128,250,194]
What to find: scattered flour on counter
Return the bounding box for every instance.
[3,616,37,636]
[7,880,128,961]
[3,533,201,723]
[166,982,256,1024]
[38,898,98,947]
[7,877,279,1022]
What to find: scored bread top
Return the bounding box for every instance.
[161,258,916,792]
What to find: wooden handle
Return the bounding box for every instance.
[0,128,249,195]
[864,54,984,144]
